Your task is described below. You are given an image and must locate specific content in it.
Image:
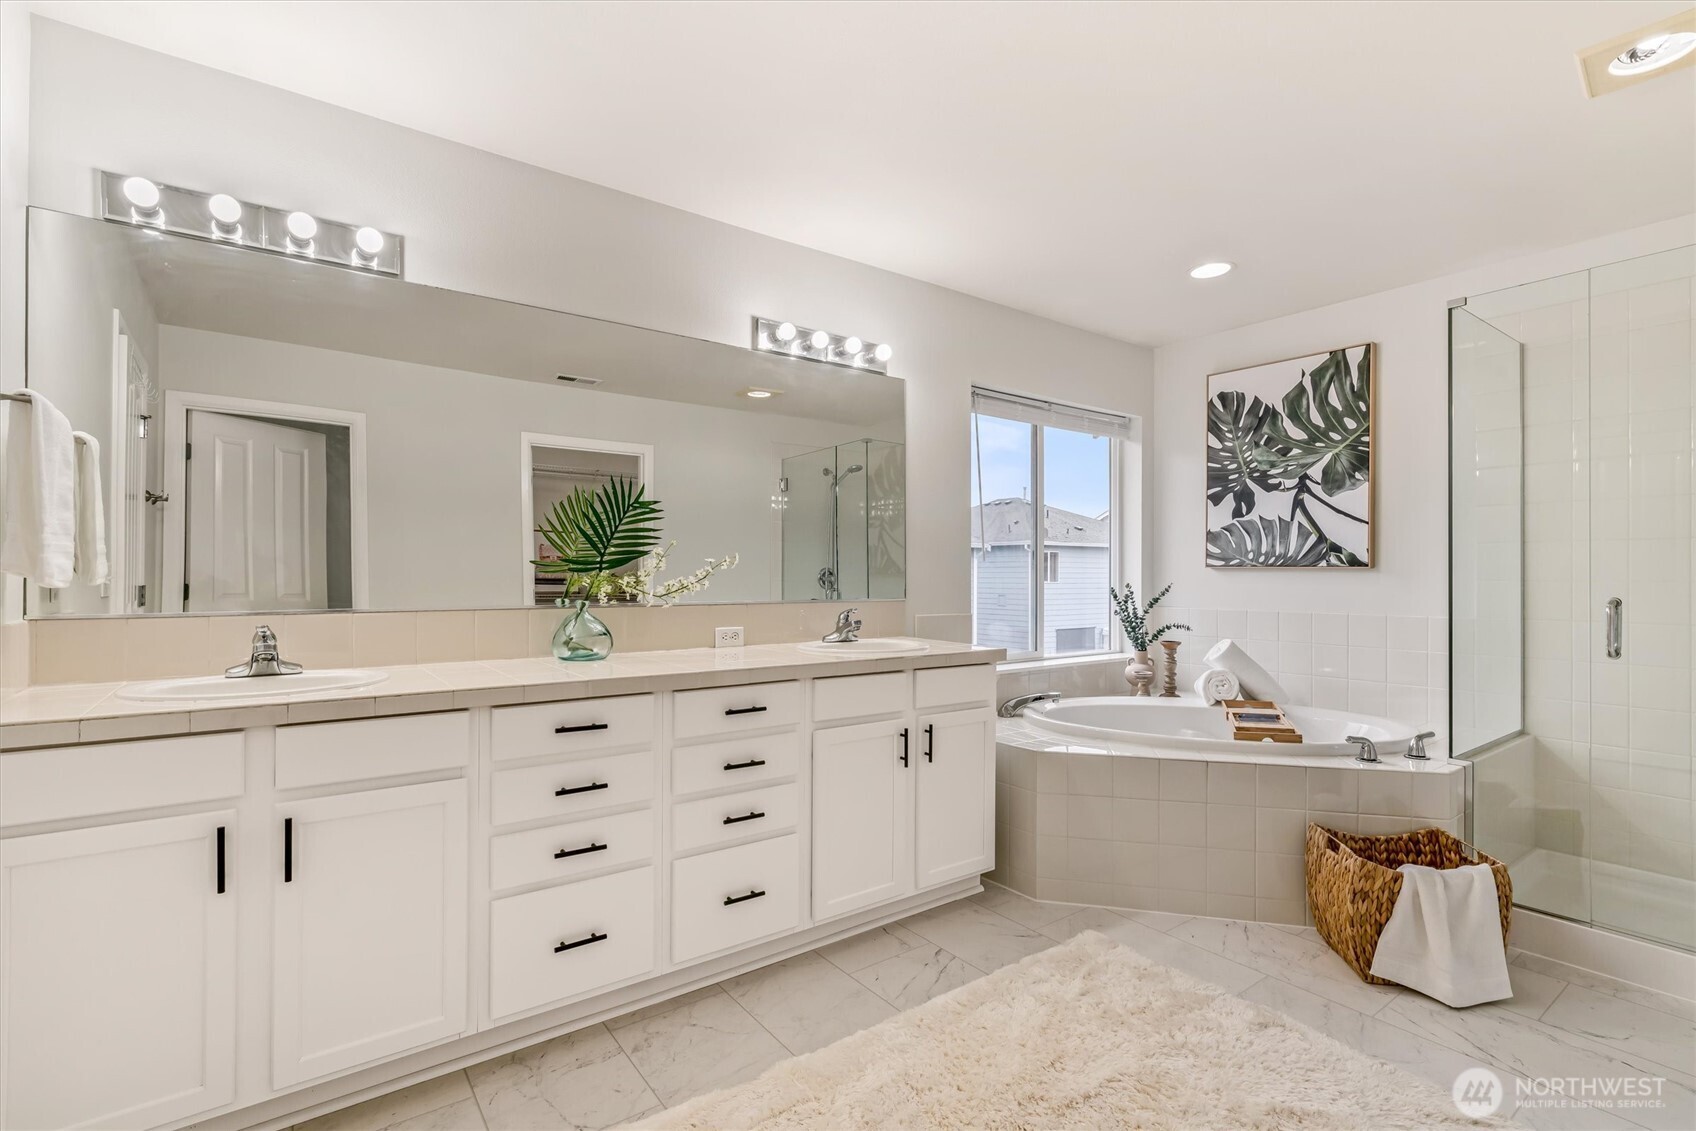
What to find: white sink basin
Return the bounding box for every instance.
[117,669,388,702]
[797,638,931,657]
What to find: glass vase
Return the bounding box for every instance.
[551,600,614,661]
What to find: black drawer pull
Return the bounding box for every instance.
[723,810,766,825]
[215,825,226,895]
[724,705,768,717]
[555,781,611,797]
[554,842,609,860]
[283,817,294,883]
[899,727,910,767]
[924,724,935,763]
[724,889,766,906]
[555,722,610,735]
[554,932,609,953]
[723,758,767,771]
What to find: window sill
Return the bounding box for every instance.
[998,652,1125,674]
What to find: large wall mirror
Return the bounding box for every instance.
[23,208,906,616]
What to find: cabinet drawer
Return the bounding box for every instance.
[490,695,655,762]
[276,712,469,789]
[914,664,997,711]
[673,682,800,741]
[671,834,800,964]
[671,732,800,797]
[671,783,799,854]
[0,734,244,827]
[490,751,654,827]
[489,866,656,1020]
[813,672,909,723]
[490,808,655,891]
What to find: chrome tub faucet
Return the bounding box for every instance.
[822,607,862,643]
[999,691,1061,718]
[226,625,304,678]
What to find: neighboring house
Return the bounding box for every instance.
[970,497,1111,654]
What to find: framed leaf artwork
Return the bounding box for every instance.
[1204,343,1374,568]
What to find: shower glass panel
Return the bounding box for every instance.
[780,439,905,602]
[1454,246,1694,952]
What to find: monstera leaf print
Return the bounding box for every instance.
[1205,516,1331,567]
[1260,349,1372,497]
[1206,391,1289,519]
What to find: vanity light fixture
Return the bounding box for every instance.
[97,171,404,276]
[751,316,893,375]
[1189,261,1234,279]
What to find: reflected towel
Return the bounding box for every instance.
[1203,638,1287,702]
[1,390,76,588]
[1194,668,1241,705]
[71,432,109,587]
[1369,863,1512,1007]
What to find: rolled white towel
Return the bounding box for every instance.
[1194,668,1241,705]
[1204,638,1288,702]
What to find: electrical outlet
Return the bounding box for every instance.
[714,626,745,648]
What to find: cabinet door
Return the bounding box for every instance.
[273,779,468,1088]
[915,707,996,888]
[1,811,236,1131]
[811,718,912,921]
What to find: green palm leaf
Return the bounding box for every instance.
[1206,391,1290,520]
[1206,516,1333,567]
[1257,348,1371,497]
[533,478,663,576]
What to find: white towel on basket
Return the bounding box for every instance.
[1369,863,1512,1007]
[1204,638,1287,702]
[1194,668,1241,704]
[71,431,109,587]
[1,390,77,588]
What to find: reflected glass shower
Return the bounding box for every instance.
[1453,246,1694,951]
[780,439,906,601]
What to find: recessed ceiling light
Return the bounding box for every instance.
[741,387,779,399]
[1189,262,1233,280]
[1608,31,1696,75]
[1578,13,1696,97]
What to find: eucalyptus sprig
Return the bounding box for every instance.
[1109,582,1191,652]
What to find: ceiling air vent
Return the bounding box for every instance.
[555,374,603,387]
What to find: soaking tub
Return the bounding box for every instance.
[1020,696,1418,758]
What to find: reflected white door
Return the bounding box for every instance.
[186,412,328,611]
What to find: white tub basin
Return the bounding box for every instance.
[1020,696,1417,758]
[797,638,931,657]
[118,669,388,702]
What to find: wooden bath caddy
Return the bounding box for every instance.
[1221,699,1304,744]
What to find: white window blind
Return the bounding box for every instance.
[970,388,1135,441]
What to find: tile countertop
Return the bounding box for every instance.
[0,639,1005,751]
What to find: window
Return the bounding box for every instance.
[969,389,1131,661]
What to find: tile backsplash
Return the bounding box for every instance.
[19,601,907,685]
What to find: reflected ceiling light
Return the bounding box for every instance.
[741,387,778,399]
[122,176,161,215]
[750,316,894,375]
[1608,30,1696,75]
[774,321,797,343]
[873,342,893,363]
[1189,261,1233,279]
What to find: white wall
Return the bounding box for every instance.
[24,18,1154,629]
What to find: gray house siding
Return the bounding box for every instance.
[1043,545,1110,653]
[973,545,1033,652]
[973,543,1110,654]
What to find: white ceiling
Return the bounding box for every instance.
[30,0,1696,347]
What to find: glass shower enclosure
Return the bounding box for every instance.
[1452,245,1694,951]
[780,439,905,602]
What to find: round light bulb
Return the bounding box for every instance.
[122,177,161,212]
[842,336,863,355]
[1189,261,1233,279]
[354,226,385,256]
[207,194,242,225]
[809,329,830,350]
[286,211,318,243]
[873,342,893,363]
[774,321,797,343]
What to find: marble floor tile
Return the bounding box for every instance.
[388,1100,486,1131]
[466,1023,657,1130]
[1538,983,1696,1080]
[1513,952,1696,1024]
[1170,917,1403,1014]
[298,1072,478,1131]
[898,899,1054,972]
[608,990,789,1107]
[816,922,926,973]
[969,881,1075,928]
[1495,964,1571,1021]
[851,944,985,1009]
[1118,908,1196,932]
[1083,915,1267,994]
[720,951,898,1055]
[602,985,726,1032]
[1037,906,1134,942]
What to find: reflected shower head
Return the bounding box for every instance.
[822,463,865,488]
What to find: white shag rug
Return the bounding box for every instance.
[635,930,1505,1130]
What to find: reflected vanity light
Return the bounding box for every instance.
[97,171,404,276]
[741,387,779,399]
[751,316,893,375]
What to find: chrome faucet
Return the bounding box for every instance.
[1407,730,1436,760]
[999,691,1061,718]
[1347,735,1380,765]
[821,607,862,644]
[226,625,304,678]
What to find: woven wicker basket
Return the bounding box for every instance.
[1305,823,1512,985]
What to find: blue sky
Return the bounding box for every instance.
[970,415,1110,517]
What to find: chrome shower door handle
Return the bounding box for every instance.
[1605,597,1623,660]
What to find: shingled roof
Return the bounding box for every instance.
[969,497,1109,548]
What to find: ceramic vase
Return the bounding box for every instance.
[552,600,614,661]
[1124,649,1156,697]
